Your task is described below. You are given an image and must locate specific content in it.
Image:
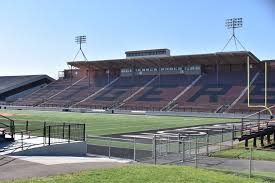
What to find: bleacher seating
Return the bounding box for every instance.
[10,68,275,115]
[14,78,77,106]
[75,75,155,109]
[120,75,197,111]
[230,71,275,114]
[172,71,248,113]
[0,75,53,103]
[40,76,115,107]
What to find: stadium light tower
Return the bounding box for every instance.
[222,17,246,51]
[73,35,88,61]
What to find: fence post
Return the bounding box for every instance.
[182,138,185,163]
[167,136,170,153]
[232,125,234,148]
[189,136,192,158]
[133,137,136,161]
[48,126,51,146]
[195,136,198,168]
[62,122,65,139]
[221,128,224,142]
[43,122,46,145]
[26,120,29,133]
[153,135,157,165]
[206,132,209,156]
[108,139,111,159]
[68,124,71,143]
[178,133,181,153]
[241,118,244,136]
[83,124,86,141]
[249,147,252,178]
[21,131,23,150]
[220,128,223,150]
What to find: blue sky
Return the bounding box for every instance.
[0,0,274,78]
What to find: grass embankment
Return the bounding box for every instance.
[2,165,270,183]
[211,138,275,161]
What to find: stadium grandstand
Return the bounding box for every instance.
[6,49,275,114]
[0,75,54,105]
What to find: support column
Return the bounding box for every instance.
[260,136,264,147]
[267,134,271,144]
[253,137,257,148]
[245,139,248,148]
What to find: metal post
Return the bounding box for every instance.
[182,138,185,163]
[232,125,234,148]
[178,134,181,153]
[195,137,198,168]
[48,126,51,146]
[43,122,46,145]
[21,131,23,150]
[133,137,136,161]
[154,135,157,165]
[167,136,170,153]
[220,128,224,150]
[221,128,224,142]
[249,147,252,178]
[241,118,244,136]
[189,136,192,158]
[62,122,65,139]
[109,139,111,159]
[26,120,29,132]
[83,124,86,141]
[166,136,168,155]
[68,124,71,143]
[206,133,209,156]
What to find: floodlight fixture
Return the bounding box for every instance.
[222,17,246,51]
[225,18,243,30]
[73,35,88,61]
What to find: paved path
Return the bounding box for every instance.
[0,155,130,181]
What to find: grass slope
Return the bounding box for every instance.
[0,109,238,135]
[2,165,269,183]
[212,148,275,162]
[211,139,275,162]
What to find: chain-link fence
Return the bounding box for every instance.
[87,130,275,179]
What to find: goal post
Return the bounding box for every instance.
[247,56,273,117]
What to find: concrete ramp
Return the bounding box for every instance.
[10,141,87,156]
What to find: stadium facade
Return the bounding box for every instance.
[1,49,275,114]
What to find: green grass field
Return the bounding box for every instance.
[211,139,275,162]
[0,109,239,136]
[2,165,271,183]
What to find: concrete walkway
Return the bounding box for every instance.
[0,155,131,181]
